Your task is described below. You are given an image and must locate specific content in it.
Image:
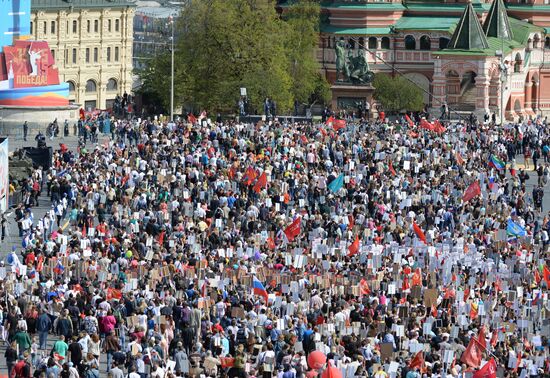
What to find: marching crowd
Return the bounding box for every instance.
[0,112,549,378]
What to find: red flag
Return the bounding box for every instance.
[402,276,410,291]
[325,116,334,126]
[473,358,497,378]
[389,161,396,176]
[253,172,267,193]
[333,119,346,131]
[477,326,487,351]
[463,181,481,203]
[431,304,438,317]
[188,113,197,124]
[461,337,483,368]
[420,119,434,131]
[433,119,446,134]
[413,221,426,243]
[405,114,414,127]
[543,265,550,286]
[284,217,302,242]
[244,166,257,186]
[348,235,360,256]
[359,279,370,295]
[409,351,425,371]
[82,225,87,238]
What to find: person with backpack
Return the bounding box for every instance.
[12,354,31,378]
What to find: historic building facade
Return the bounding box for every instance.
[30,0,135,110]
[287,0,550,120]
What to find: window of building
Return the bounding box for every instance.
[30,22,33,34]
[381,37,390,49]
[368,37,377,49]
[87,20,91,33]
[73,20,77,34]
[107,47,111,62]
[107,78,118,91]
[85,80,97,92]
[67,81,76,93]
[65,49,68,64]
[546,37,550,48]
[94,20,99,33]
[115,47,119,61]
[94,47,98,63]
[405,35,416,50]
[115,19,120,32]
[514,53,522,73]
[84,100,96,110]
[108,19,112,32]
[43,21,47,34]
[72,48,77,64]
[86,48,90,63]
[51,50,55,61]
[51,21,56,34]
[419,35,431,50]
[439,37,450,50]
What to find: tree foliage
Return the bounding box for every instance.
[373,74,425,113]
[138,0,328,114]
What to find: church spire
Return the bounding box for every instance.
[448,2,489,50]
[483,0,513,40]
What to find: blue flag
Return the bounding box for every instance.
[328,173,344,193]
[507,219,526,237]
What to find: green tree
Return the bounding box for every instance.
[373,74,424,113]
[284,1,328,106]
[137,0,329,114]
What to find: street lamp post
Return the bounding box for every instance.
[170,15,175,122]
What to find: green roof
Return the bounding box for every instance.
[32,0,135,9]
[404,3,491,13]
[508,17,544,44]
[393,16,459,33]
[438,36,522,56]
[506,4,550,12]
[448,2,489,50]
[483,0,513,40]
[320,24,392,35]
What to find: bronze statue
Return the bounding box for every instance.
[334,38,374,85]
[335,38,346,82]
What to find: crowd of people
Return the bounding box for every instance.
[1,111,549,378]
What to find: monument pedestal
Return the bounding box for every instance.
[331,83,375,113]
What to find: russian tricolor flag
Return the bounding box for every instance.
[253,276,269,303]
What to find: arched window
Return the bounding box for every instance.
[368,37,377,49]
[85,79,97,93]
[358,37,364,49]
[439,37,450,50]
[67,81,76,93]
[381,37,390,49]
[348,38,355,49]
[106,78,118,91]
[545,37,550,48]
[405,35,416,50]
[419,35,431,50]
